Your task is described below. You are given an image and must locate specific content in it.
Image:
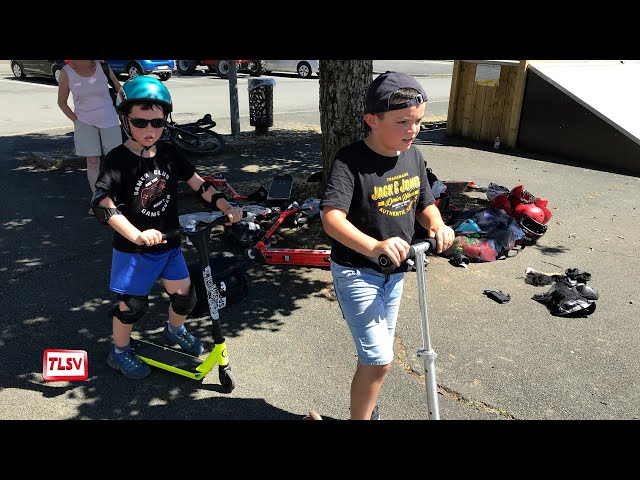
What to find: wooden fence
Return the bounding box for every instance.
[446,60,528,148]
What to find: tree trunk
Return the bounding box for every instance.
[319,60,373,193]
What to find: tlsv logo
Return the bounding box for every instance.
[42,349,88,381]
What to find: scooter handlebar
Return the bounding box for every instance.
[378,239,437,272]
[161,211,248,241]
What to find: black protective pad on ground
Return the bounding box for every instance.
[267,173,293,205]
[483,290,511,304]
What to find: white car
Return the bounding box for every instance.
[262,60,319,79]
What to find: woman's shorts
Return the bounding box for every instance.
[330,261,405,366]
[74,120,122,157]
[110,247,190,296]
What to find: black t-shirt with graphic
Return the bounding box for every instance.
[95,142,196,254]
[320,140,435,272]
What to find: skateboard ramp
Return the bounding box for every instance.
[517,60,640,175]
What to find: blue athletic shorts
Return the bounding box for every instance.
[330,261,405,366]
[110,247,190,296]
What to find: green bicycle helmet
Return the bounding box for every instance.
[116,75,173,114]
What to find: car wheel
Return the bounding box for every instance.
[158,72,172,81]
[248,60,265,77]
[11,61,26,80]
[127,63,143,78]
[176,60,197,76]
[52,65,62,84]
[297,62,312,79]
[216,60,230,79]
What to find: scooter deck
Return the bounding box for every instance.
[130,338,206,378]
[263,248,331,267]
[267,174,293,202]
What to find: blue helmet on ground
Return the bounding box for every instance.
[116,76,173,114]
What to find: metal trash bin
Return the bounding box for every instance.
[248,77,276,135]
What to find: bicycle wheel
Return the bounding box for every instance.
[171,125,225,156]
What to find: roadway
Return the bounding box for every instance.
[0,61,453,136]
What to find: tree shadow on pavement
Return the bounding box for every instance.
[0,130,333,420]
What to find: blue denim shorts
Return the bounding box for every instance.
[330,261,405,366]
[110,247,190,296]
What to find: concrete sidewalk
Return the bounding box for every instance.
[0,124,638,421]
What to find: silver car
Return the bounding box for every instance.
[10,60,67,84]
[262,60,319,79]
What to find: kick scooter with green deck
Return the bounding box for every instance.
[130,212,243,391]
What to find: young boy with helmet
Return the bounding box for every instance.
[319,72,455,419]
[92,75,243,379]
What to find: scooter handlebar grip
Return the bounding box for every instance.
[378,254,393,268]
[161,230,180,241]
[377,254,398,274]
[378,239,438,271]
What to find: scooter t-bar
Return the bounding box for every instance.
[379,239,440,419]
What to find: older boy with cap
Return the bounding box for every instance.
[320,72,455,420]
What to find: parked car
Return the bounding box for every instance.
[103,60,175,81]
[176,60,263,78]
[262,60,319,79]
[10,60,67,84]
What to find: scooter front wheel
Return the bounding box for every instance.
[219,366,237,392]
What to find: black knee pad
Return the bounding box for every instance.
[170,287,197,315]
[110,294,149,324]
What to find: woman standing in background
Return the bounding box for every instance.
[57,60,122,213]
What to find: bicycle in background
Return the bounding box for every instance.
[162,113,225,156]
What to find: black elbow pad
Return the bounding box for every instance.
[91,188,122,224]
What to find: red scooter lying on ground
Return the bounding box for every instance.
[179,173,267,203]
[245,201,331,267]
[201,174,268,202]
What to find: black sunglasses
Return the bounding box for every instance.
[128,117,166,129]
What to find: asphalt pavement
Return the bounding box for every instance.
[1,121,639,428]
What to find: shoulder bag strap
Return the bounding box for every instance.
[100,62,115,89]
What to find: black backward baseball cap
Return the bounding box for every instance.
[365,71,428,114]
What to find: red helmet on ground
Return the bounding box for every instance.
[509,185,552,222]
[535,197,549,208]
[509,185,537,209]
[519,214,548,243]
[513,203,546,223]
[489,193,512,215]
[539,204,553,223]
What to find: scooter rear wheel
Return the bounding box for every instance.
[245,247,266,264]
